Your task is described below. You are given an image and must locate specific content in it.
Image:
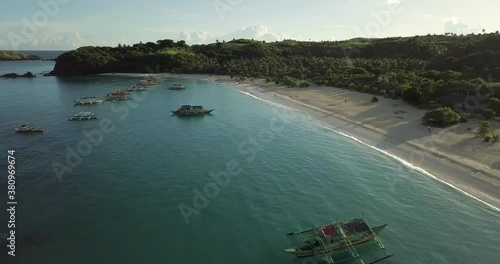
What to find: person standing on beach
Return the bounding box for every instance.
[428,126,431,132]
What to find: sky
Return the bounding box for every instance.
[0,0,499,50]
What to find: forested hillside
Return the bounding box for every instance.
[0,50,40,60]
[51,34,500,106]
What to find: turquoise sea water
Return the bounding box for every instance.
[0,61,499,264]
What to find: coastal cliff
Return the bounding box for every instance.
[0,50,41,61]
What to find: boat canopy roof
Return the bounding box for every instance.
[339,218,370,236]
[180,105,203,109]
[319,225,337,238]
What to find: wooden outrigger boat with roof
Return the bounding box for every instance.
[284,215,393,263]
[106,90,129,101]
[171,105,214,116]
[15,124,43,133]
[136,77,157,87]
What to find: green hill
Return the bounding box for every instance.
[0,51,41,60]
[50,34,500,106]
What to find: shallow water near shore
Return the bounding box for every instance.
[0,61,499,264]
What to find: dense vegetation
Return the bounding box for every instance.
[52,34,500,109]
[0,50,40,60]
[421,107,461,126]
[478,121,499,142]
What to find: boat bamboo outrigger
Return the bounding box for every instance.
[284,215,393,264]
[68,112,97,121]
[74,97,104,105]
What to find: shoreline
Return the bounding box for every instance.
[169,73,500,211]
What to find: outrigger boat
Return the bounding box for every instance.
[284,215,393,264]
[107,90,129,96]
[69,112,97,121]
[106,90,129,101]
[15,124,43,133]
[168,83,185,90]
[171,105,214,116]
[74,97,103,105]
[136,78,157,87]
[127,85,146,92]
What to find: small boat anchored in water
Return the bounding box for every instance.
[106,90,129,101]
[284,215,393,264]
[127,86,146,92]
[69,112,97,121]
[168,83,185,90]
[137,77,157,87]
[74,97,104,105]
[15,124,43,133]
[171,105,214,116]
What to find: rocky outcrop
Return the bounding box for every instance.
[1,72,36,78]
[50,47,120,76]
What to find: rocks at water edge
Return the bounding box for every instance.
[1,72,36,78]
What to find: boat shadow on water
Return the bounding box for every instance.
[172,113,215,118]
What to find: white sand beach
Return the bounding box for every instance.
[172,74,500,210]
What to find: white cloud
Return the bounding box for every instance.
[386,0,400,3]
[0,30,87,50]
[0,19,87,49]
[119,38,128,45]
[179,24,296,44]
[442,17,482,34]
[178,30,213,44]
[32,31,85,49]
[220,24,293,42]
[66,31,85,48]
[179,31,189,40]
[179,24,300,44]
